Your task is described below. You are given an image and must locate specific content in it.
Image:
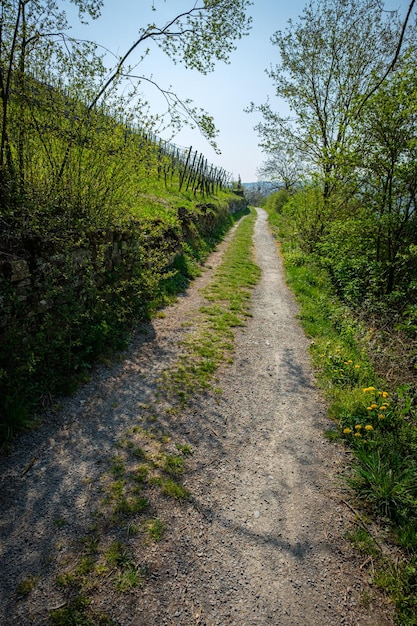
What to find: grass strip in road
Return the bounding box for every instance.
[161,208,261,404]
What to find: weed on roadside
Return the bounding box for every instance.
[16,576,38,596]
[50,594,115,625]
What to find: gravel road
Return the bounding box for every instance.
[0,208,393,625]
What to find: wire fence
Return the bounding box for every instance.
[141,130,232,195]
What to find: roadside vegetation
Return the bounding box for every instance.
[42,207,258,626]
[266,191,417,624]
[254,0,417,621]
[162,208,260,403]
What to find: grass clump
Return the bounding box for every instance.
[161,479,190,500]
[16,576,38,596]
[105,541,146,593]
[50,594,115,625]
[162,454,185,476]
[145,518,165,542]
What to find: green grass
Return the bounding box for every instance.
[16,576,38,596]
[105,541,133,569]
[145,518,165,542]
[50,595,116,625]
[161,208,260,404]
[162,454,185,475]
[0,170,245,448]
[161,479,190,500]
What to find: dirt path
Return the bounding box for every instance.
[0,208,393,625]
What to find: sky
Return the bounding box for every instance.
[67,0,307,183]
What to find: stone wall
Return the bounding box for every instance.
[0,195,246,353]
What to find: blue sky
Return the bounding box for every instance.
[68,0,409,182]
[68,0,307,182]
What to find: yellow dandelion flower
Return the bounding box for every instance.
[365,425,374,431]
[347,360,353,364]
[378,414,385,420]
[379,405,387,411]
[343,428,352,434]
[363,386,376,392]
[355,424,362,430]
[380,391,389,398]
[355,365,360,369]
[354,432,362,437]
[371,404,378,409]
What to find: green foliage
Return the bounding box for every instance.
[104,542,146,592]
[253,0,403,196]
[278,185,333,252]
[377,558,417,626]
[264,188,290,215]
[348,446,417,522]
[0,0,251,445]
[315,212,380,305]
[318,351,361,389]
[351,57,417,299]
[16,576,37,596]
[162,454,185,476]
[115,566,145,593]
[105,542,132,569]
[50,595,115,626]
[175,442,193,456]
[256,0,417,310]
[161,479,190,501]
[398,305,417,342]
[0,0,251,209]
[0,196,244,444]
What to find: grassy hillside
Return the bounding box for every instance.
[0,81,247,446]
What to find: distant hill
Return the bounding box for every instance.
[242,181,279,194]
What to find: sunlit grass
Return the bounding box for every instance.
[161,208,260,403]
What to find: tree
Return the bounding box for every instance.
[352,54,417,296]
[257,149,305,191]
[251,0,403,199]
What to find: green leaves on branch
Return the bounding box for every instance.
[252,0,404,196]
